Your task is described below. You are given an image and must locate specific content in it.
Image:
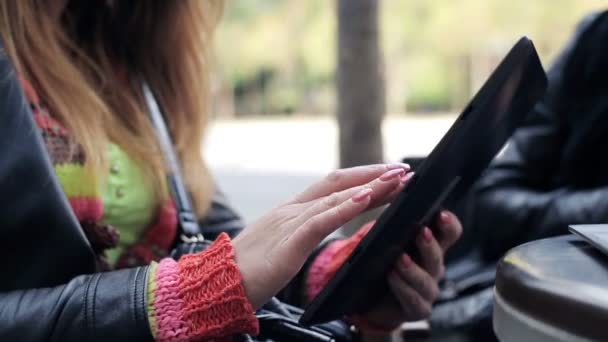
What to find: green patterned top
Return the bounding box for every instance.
[102,144,157,264]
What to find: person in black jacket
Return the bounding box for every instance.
[472,10,608,262]
[423,12,608,341]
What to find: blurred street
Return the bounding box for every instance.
[206,114,455,223]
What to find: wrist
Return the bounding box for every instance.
[147,233,259,341]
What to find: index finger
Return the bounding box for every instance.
[287,163,410,204]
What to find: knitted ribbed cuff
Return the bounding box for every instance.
[305,221,394,333]
[147,233,259,341]
[305,222,374,303]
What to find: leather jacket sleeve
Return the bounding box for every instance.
[0,48,154,341]
[0,267,152,342]
[0,186,249,342]
[472,12,608,261]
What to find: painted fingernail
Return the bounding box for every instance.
[423,227,433,243]
[401,171,416,183]
[387,163,410,171]
[440,212,450,226]
[402,254,412,268]
[352,188,373,202]
[380,168,405,181]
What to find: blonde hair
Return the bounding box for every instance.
[0,0,224,216]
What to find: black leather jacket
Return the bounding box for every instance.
[0,48,247,341]
[472,10,608,261]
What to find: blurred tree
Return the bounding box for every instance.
[337,0,385,171]
[336,0,387,273]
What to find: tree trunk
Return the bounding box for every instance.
[337,0,386,237]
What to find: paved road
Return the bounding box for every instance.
[205,114,455,223]
[210,167,319,223]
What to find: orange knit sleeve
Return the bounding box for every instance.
[305,221,396,333]
[147,233,259,341]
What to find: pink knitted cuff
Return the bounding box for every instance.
[305,222,374,303]
[147,233,259,341]
[305,222,395,333]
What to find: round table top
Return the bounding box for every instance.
[495,235,608,340]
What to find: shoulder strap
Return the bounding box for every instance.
[142,83,204,242]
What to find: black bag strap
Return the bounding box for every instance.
[142,83,205,243]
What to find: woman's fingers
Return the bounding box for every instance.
[289,188,373,254]
[235,188,373,308]
[435,210,463,252]
[416,227,445,281]
[294,169,410,226]
[393,254,439,302]
[387,270,432,320]
[367,171,414,208]
[384,171,415,204]
[288,163,409,204]
[329,170,415,209]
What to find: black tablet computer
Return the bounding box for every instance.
[300,37,548,325]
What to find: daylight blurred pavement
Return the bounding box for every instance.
[205,114,455,223]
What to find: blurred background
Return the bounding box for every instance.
[205,0,606,225]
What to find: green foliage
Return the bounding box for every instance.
[267,84,299,115]
[216,0,334,85]
[215,0,607,115]
[405,56,451,112]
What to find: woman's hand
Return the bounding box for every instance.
[233,163,413,309]
[360,210,463,330]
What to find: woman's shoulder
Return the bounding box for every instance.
[577,10,608,31]
[18,77,40,105]
[553,10,608,96]
[18,77,69,135]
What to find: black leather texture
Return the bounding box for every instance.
[0,44,152,341]
[472,10,608,262]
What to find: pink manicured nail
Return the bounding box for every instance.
[440,211,450,224]
[401,171,416,183]
[380,168,405,181]
[352,188,373,202]
[402,254,412,268]
[387,163,411,171]
[422,227,433,243]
